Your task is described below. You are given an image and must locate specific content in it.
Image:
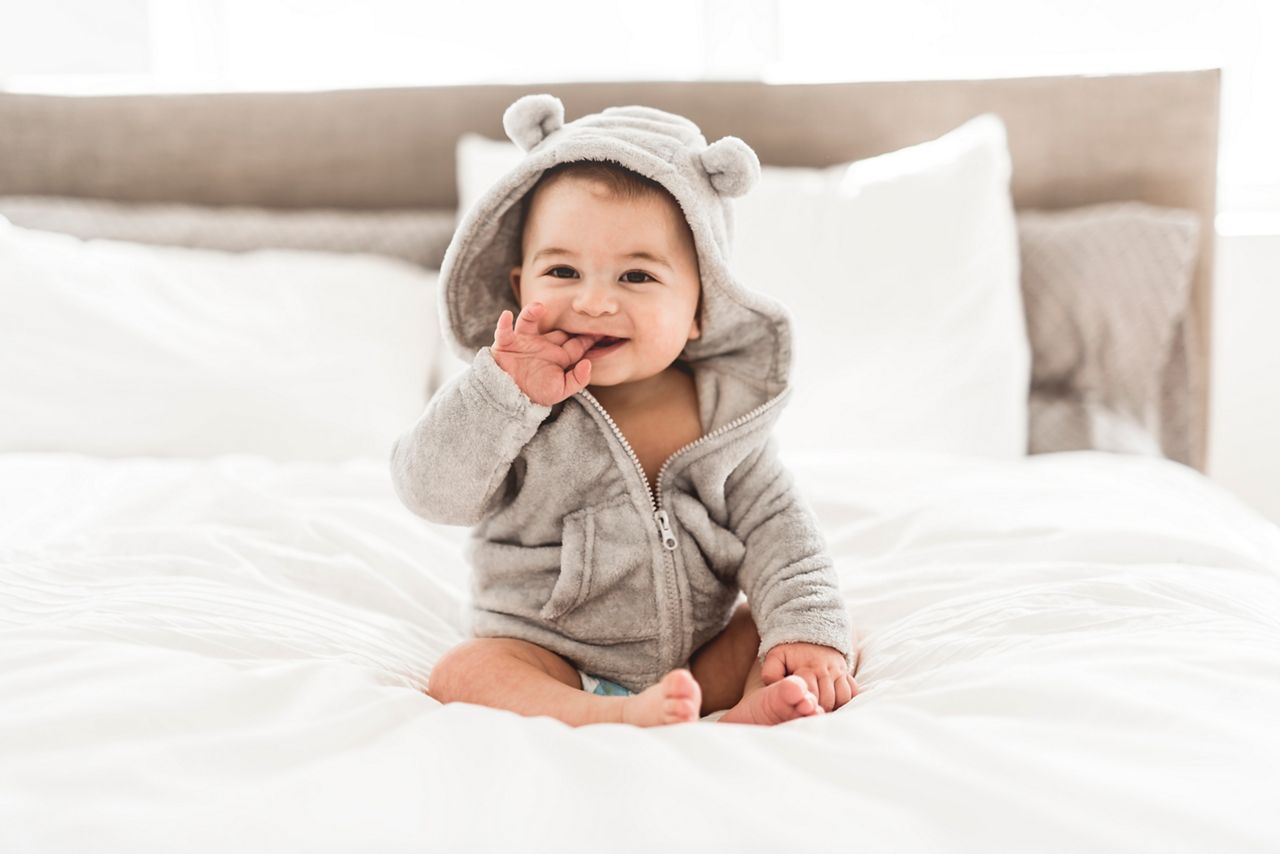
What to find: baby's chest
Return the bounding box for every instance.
[613,401,705,494]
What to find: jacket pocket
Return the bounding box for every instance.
[540,505,595,621]
[540,496,659,643]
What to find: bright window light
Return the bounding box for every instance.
[2,0,1277,212]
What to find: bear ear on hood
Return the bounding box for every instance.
[699,136,761,198]
[503,94,565,152]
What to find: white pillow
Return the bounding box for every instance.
[451,117,1029,460]
[457,132,526,221]
[0,221,442,462]
[732,114,1029,460]
[0,195,459,269]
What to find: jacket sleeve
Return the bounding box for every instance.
[727,434,854,669]
[389,346,552,526]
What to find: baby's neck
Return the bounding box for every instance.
[588,362,690,416]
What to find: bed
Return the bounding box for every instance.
[3,71,1280,853]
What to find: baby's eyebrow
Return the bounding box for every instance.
[622,251,672,270]
[530,247,672,270]
[530,247,574,262]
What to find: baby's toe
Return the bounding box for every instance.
[778,676,822,715]
[663,697,700,723]
[661,668,700,700]
[777,675,808,703]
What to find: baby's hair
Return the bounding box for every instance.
[514,159,704,331]
[514,160,669,257]
[529,158,666,206]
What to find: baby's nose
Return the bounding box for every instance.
[572,281,618,315]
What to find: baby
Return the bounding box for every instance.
[391,95,858,726]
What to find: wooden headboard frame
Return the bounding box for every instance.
[0,70,1220,470]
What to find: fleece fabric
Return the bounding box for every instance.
[390,94,853,692]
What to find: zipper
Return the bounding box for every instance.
[653,509,677,550]
[576,386,789,551]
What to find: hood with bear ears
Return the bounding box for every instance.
[438,93,795,423]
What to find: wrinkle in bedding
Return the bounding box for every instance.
[2,449,1279,853]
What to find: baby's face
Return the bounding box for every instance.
[509,175,701,389]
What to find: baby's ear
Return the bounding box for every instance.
[699,136,760,198]
[688,293,703,341]
[509,266,523,303]
[503,94,565,153]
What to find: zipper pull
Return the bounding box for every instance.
[653,509,678,551]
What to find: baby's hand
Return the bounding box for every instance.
[490,302,600,407]
[761,641,858,713]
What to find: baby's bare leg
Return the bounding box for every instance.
[427,637,701,727]
[689,600,761,714]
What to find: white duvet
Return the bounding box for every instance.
[2,448,1279,854]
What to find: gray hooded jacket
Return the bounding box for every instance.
[390,94,852,693]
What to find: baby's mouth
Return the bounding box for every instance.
[589,336,627,350]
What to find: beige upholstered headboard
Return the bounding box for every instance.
[0,70,1220,470]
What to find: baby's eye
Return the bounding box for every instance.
[621,271,655,284]
[547,266,578,279]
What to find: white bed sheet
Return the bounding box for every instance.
[2,449,1278,853]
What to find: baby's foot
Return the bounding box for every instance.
[718,675,824,726]
[620,668,702,727]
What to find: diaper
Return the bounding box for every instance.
[577,669,731,721]
[577,670,635,697]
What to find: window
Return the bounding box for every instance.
[771,0,1280,215]
[3,0,1275,214]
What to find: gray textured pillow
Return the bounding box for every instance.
[0,195,458,269]
[1017,201,1201,458]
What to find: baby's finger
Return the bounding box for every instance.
[834,674,852,710]
[817,674,835,712]
[513,302,544,336]
[493,309,514,346]
[563,357,591,397]
[561,333,599,363]
[545,329,569,346]
[847,673,860,698]
[760,653,786,685]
